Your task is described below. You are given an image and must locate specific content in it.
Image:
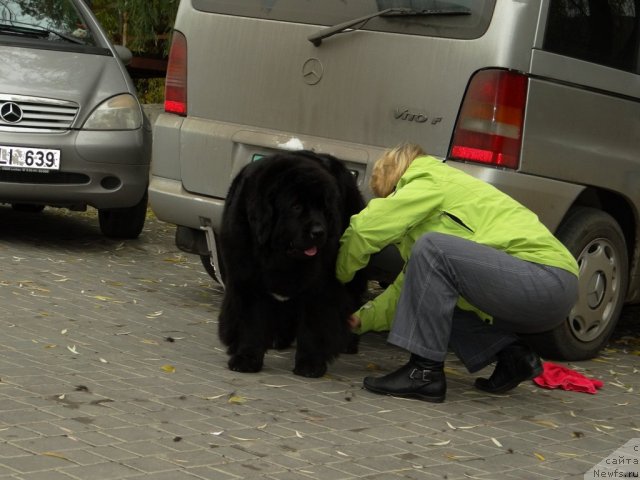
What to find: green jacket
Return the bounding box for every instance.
[336,155,579,334]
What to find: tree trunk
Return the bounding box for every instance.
[122,10,129,47]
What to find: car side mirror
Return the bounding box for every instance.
[114,45,133,66]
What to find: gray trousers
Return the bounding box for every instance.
[388,233,578,373]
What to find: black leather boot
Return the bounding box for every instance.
[363,354,446,403]
[474,341,543,394]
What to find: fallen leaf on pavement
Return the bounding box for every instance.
[430,440,451,446]
[41,451,70,461]
[228,394,246,404]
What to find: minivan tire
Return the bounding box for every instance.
[524,207,628,361]
[98,191,148,239]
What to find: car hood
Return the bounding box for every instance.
[0,45,134,126]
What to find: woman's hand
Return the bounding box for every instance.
[347,314,361,331]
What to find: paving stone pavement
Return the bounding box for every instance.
[0,206,639,480]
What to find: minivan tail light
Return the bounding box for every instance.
[449,69,527,169]
[165,30,187,116]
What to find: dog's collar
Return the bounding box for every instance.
[271,293,290,302]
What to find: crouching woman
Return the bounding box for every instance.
[336,144,578,403]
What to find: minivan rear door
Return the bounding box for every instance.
[178,0,527,199]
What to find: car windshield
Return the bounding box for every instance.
[0,0,97,46]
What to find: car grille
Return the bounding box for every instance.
[0,170,90,184]
[0,94,79,132]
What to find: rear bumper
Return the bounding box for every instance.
[150,145,586,240]
[148,175,224,230]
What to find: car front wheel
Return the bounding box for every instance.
[525,207,629,360]
[98,191,148,239]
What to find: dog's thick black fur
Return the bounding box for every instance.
[218,151,367,377]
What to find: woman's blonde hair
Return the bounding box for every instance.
[370,143,426,197]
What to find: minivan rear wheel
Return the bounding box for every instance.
[98,191,148,239]
[524,207,628,360]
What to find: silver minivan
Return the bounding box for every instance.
[149,0,640,360]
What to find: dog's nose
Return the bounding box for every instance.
[310,224,325,240]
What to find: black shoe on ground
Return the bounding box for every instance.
[474,342,543,394]
[363,354,446,403]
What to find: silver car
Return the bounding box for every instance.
[150,0,640,360]
[0,0,150,238]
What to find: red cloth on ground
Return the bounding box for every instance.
[533,362,604,394]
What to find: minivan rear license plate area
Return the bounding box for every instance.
[0,145,61,171]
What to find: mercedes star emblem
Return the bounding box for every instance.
[0,102,24,124]
[302,58,324,85]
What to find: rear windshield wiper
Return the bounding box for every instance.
[308,6,470,46]
[0,21,85,45]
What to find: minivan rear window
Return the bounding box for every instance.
[544,0,638,73]
[192,0,496,40]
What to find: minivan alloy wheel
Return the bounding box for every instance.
[568,237,621,343]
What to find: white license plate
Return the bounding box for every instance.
[0,145,61,171]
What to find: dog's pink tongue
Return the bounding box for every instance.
[304,246,318,256]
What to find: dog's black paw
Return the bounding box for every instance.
[342,332,359,354]
[293,358,327,378]
[228,354,263,373]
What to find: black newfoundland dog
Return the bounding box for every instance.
[218,151,367,377]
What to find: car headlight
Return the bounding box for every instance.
[83,94,143,130]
